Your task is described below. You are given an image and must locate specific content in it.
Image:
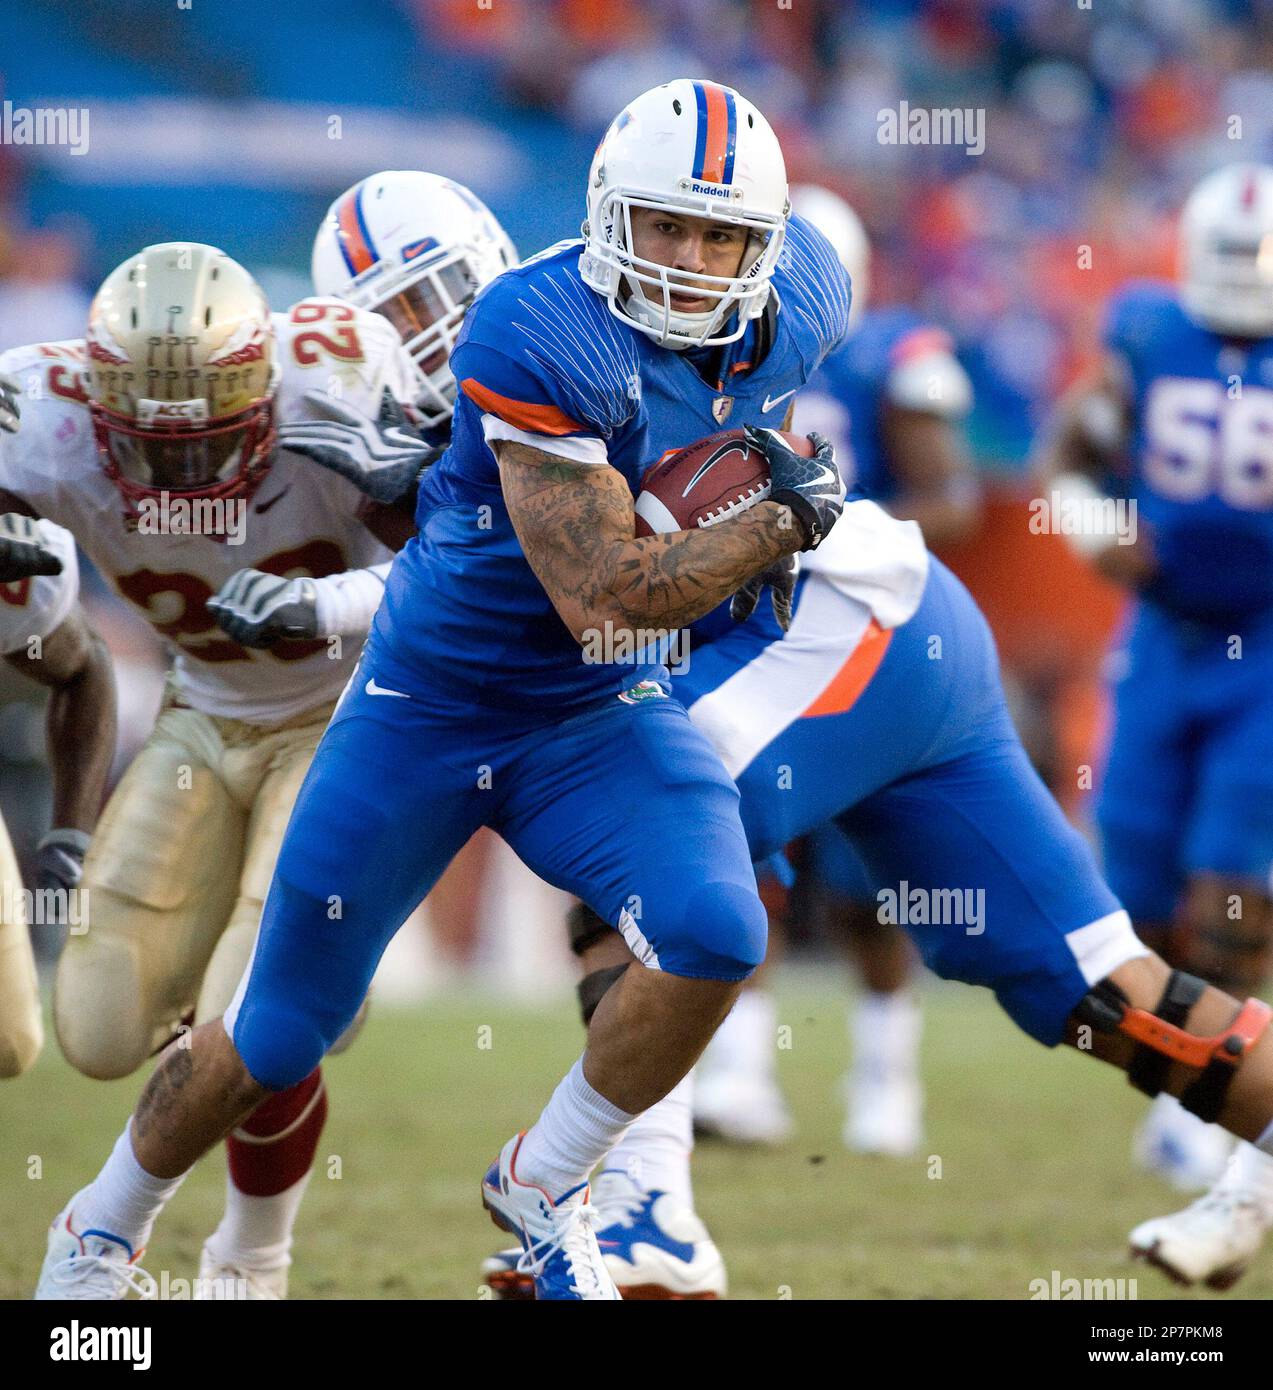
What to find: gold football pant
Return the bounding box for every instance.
[55,685,336,1080]
[0,811,42,1076]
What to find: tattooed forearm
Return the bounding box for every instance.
[497,441,800,640]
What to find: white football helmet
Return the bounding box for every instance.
[580,79,789,350]
[87,242,279,515]
[1179,163,1273,338]
[789,184,869,326]
[313,171,518,426]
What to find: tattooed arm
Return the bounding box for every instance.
[496,440,802,643]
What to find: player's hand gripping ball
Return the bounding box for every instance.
[633,427,811,536]
[634,427,838,630]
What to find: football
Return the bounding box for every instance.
[633,428,814,536]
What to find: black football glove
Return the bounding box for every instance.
[0,372,20,434]
[730,552,799,631]
[744,425,845,551]
[207,569,319,648]
[0,513,62,582]
[277,388,442,506]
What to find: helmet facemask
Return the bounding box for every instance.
[339,246,486,426]
[91,389,277,514]
[587,186,786,350]
[1182,229,1273,339]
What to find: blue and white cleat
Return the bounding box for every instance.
[591,1169,726,1299]
[34,1190,157,1300]
[481,1134,620,1300]
[481,1171,727,1300]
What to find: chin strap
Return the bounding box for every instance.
[1077,971,1273,1123]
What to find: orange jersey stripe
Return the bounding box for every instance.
[461,379,585,437]
[337,192,376,275]
[700,83,730,183]
[802,619,892,718]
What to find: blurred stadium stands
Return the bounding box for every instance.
[6,0,1272,463]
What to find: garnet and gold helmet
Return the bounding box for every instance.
[86,242,279,513]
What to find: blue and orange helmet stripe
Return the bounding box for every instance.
[335,181,379,277]
[691,82,737,185]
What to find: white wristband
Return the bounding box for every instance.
[311,564,390,639]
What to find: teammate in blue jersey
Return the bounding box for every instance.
[794,186,978,545]
[1040,163,1273,1287]
[482,488,1273,1297]
[34,81,855,1302]
[694,185,979,1157]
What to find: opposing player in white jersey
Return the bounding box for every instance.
[0,504,116,1078]
[0,241,416,1298]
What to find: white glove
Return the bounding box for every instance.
[277,389,441,505]
[207,569,319,649]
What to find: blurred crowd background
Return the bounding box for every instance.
[2,0,1271,984]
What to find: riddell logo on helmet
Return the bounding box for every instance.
[681,180,738,200]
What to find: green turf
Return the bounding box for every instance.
[2,977,1267,1300]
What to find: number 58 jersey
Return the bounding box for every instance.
[1106,280,1273,625]
[0,300,411,724]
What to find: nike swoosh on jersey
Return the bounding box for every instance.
[365,677,410,698]
[761,389,797,413]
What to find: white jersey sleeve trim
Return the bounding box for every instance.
[1065,909,1149,985]
[480,414,609,466]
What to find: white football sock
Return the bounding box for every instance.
[851,989,921,1085]
[1227,1137,1273,1213]
[602,1074,694,1207]
[204,1170,313,1270]
[74,1125,188,1251]
[516,1056,635,1198]
[700,988,777,1081]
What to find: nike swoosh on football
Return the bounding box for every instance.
[684,443,747,497]
[762,389,797,412]
[365,677,410,699]
[255,486,291,515]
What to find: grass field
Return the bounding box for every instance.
[2,974,1267,1300]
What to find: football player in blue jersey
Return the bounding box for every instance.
[482,480,1273,1299]
[694,185,979,1156]
[1039,163,1273,1286]
[34,81,855,1302]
